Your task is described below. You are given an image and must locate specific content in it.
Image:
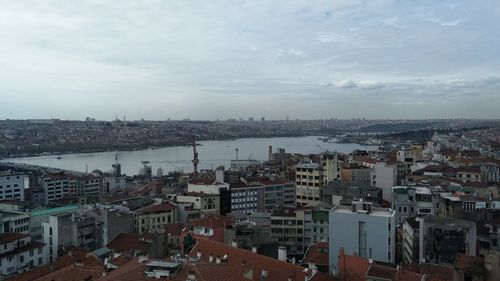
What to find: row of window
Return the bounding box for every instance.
[296,196,320,201]
[295,182,321,187]
[0,188,21,193]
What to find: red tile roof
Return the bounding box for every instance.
[6,250,101,281]
[189,214,234,229]
[137,202,175,215]
[0,232,29,245]
[33,265,105,281]
[366,264,397,280]
[401,263,455,281]
[97,258,252,281]
[106,233,152,254]
[303,242,329,266]
[109,254,134,267]
[337,248,370,281]
[190,239,331,281]
[165,223,183,236]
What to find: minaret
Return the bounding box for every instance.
[192,139,199,175]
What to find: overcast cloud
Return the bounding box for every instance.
[1,0,499,120]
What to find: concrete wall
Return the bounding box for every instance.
[329,207,396,274]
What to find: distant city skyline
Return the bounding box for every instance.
[1,1,500,120]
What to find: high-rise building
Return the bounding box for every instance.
[295,159,322,206]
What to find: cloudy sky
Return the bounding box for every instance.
[1,0,499,120]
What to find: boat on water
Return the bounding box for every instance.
[56,156,62,159]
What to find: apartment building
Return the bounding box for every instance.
[41,174,77,203]
[135,202,177,234]
[392,186,434,224]
[0,172,28,201]
[295,159,322,206]
[270,207,312,255]
[176,192,220,216]
[260,178,295,210]
[329,200,396,274]
[0,233,45,279]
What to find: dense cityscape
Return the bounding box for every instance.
[1,118,495,158]
[1,122,500,280]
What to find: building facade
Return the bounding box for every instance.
[0,233,45,279]
[295,160,322,206]
[329,200,396,274]
[135,202,177,234]
[0,172,29,201]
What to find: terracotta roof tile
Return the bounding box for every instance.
[190,239,330,281]
[106,233,151,254]
[165,223,183,236]
[365,264,397,280]
[303,242,329,266]
[137,202,175,215]
[34,265,105,281]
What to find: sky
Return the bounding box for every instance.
[1,0,500,120]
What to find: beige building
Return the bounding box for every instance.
[341,164,372,185]
[295,159,322,206]
[135,202,177,234]
[176,192,220,216]
[321,153,341,186]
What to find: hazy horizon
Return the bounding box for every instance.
[1,1,500,120]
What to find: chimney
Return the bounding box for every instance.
[338,247,345,274]
[209,253,214,263]
[231,240,238,248]
[291,257,296,264]
[196,250,202,258]
[252,246,257,253]
[216,256,221,264]
[278,246,287,262]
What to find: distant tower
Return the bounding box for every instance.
[112,154,121,176]
[192,139,199,175]
[268,145,273,161]
[235,148,239,160]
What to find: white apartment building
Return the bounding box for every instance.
[371,161,397,202]
[0,172,29,201]
[0,233,45,278]
[41,174,77,203]
[329,200,396,274]
[0,210,30,234]
[295,159,322,206]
